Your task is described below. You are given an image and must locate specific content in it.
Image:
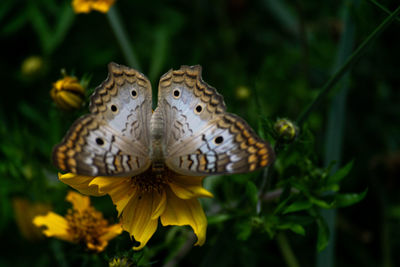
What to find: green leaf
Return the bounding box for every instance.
[1,10,28,35]
[28,3,52,53]
[149,27,169,84]
[0,0,15,23]
[277,223,306,236]
[334,189,368,208]
[291,180,310,194]
[283,201,313,214]
[327,160,353,185]
[320,184,340,193]
[316,217,330,252]
[236,221,253,241]
[49,3,74,54]
[274,193,294,215]
[207,214,231,225]
[308,196,334,209]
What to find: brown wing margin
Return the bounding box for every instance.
[89,62,151,113]
[52,114,97,174]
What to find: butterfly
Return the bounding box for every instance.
[52,63,274,177]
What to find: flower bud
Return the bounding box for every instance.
[235,85,251,100]
[109,257,134,267]
[21,56,45,79]
[50,76,85,110]
[274,118,298,143]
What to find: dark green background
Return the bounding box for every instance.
[1,0,399,266]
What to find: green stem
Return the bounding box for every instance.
[107,6,141,70]
[256,165,270,214]
[257,139,280,214]
[317,0,358,265]
[368,0,400,23]
[296,4,400,126]
[276,232,300,267]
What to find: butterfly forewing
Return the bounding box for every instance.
[52,63,153,176]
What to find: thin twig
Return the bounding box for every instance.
[163,233,196,267]
[368,0,400,23]
[296,4,400,126]
[276,232,301,267]
[262,188,300,202]
[257,139,281,214]
[256,166,271,214]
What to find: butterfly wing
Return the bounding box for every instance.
[156,65,274,176]
[53,63,152,176]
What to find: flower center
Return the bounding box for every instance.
[130,168,170,193]
[65,207,108,245]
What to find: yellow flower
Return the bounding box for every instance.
[13,197,51,241]
[50,76,85,110]
[72,0,116,14]
[59,167,213,250]
[33,191,122,252]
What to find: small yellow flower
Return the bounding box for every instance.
[33,191,122,252]
[13,197,51,241]
[59,167,213,250]
[50,76,85,110]
[72,0,116,14]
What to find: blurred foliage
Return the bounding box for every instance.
[1,0,400,266]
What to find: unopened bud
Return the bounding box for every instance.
[21,56,45,79]
[109,257,134,267]
[50,75,85,110]
[235,85,251,100]
[274,118,298,143]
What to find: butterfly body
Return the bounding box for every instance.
[53,63,274,177]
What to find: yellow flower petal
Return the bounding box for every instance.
[59,173,104,196]
[72,0,115,14]
[87,240,108,252]
[101,224,124,242]
[92,1,115,12]
[151,189,166,220]
[168,182,213,199]
[33,212,73,242]
[72,0,91,13]
[89,176,130,194]
[90,177,135,216]
[121,191,161,250]
[57,91,83,109]
[66,191,90,212]
[161,189,207,246]
[168,173,213,199]
[85,223,123,252]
